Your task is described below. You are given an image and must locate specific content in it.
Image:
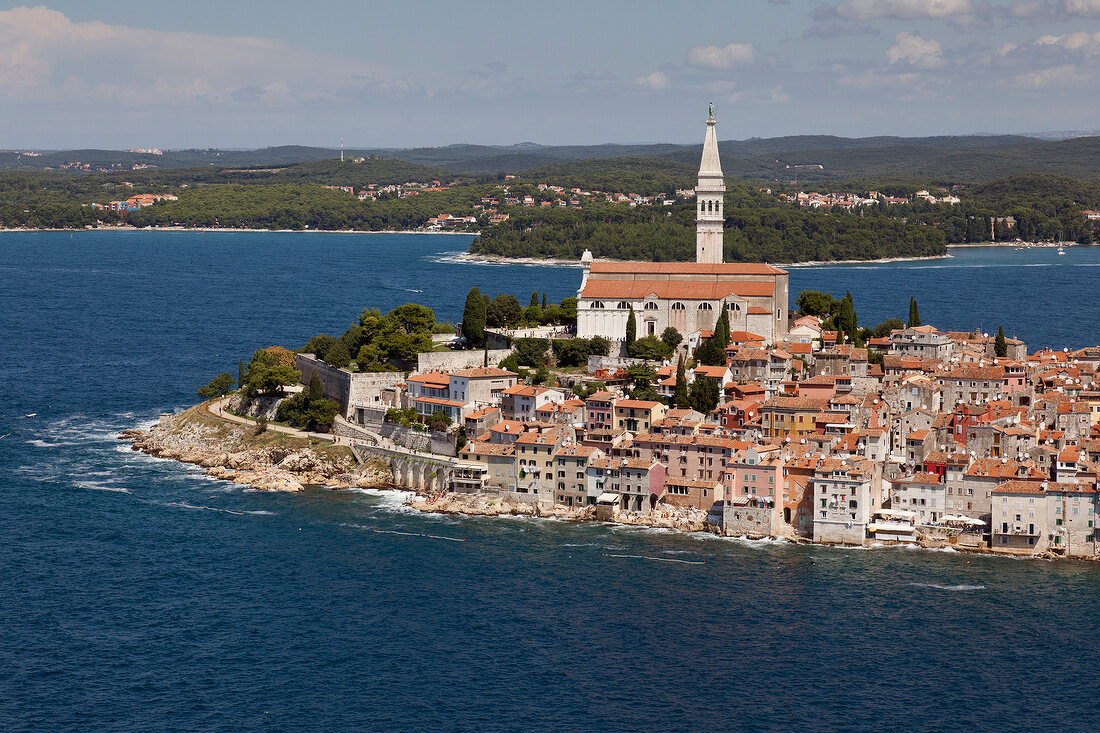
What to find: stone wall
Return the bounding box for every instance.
[709,501,777,538]
[416,349,512,373]
[295,354,405,419]
[381,423,457,456]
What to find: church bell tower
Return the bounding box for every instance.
[696,103,725,264]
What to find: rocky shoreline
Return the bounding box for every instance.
[120,408,392,493]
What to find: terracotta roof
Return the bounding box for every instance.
[451,367,518,379]
[588,261,787,275]
[407,372,450,386]
[585,391,617,402]
[616,400,661,409]
[581,279,776,301]
[413,396,466,407]
[991,480,1045,495]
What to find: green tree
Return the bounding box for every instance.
[541,292,547,308]
[462,287,487,346]
[530,291,539,307]
[589,336,611,356]
[995,326,1007,358]
[307,373,324,402]
[672,354,690,408]
[713,303,730,351]
[300,334,337,360]
[627,335,671,361]
[795,290,837,317]
[661,327,683,352]
[197,372,235,399]
[238,359,245,391]
[324,339,352,369]
[689,378,720,414]
[558,297,578,325]
[625,306,636,346]
[908,297,921,327]
[514,337,549,367]
[243,349,301,395]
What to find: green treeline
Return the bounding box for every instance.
[470,202,948,262]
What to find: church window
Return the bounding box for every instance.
[728,302,740,312]
[671,302,686,310]
[591,301,605,309]
[698,303,713,310]
[616,301,629,309]
[644,302,659,311]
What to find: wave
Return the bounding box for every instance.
[73,480,132,494]
[606,553,704,565]
[909,582,985,591]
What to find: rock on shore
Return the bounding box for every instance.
[119,409,392,492]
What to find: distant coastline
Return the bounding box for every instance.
[0,225,480,236]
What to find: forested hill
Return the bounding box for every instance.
[10,133,1100,182]
[468,202,948,264]
[509,157,697,196]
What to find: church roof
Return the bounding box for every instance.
[588,261,787,275]
[581,279,776,301]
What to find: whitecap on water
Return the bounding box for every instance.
[909,582,985,591]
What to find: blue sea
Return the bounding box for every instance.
[1,231,1099,732]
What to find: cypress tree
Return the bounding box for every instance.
[308,373,324,401]
[530,291,539,308]
[908,297,921,327]
[625,307,636,347]
[713,302,730,351]
[995,326,1007,358]
[541,292,547,309]
[462,287,487,346]
[672,354,690,408]
[238,358,245,389]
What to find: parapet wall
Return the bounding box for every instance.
[416,349,512,373]
[295,354,405,419]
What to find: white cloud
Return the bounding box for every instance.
[1036,30,1100,55]
[1064,0,1100,17]
[836,0,975,20]
[635,71,670,90]
[887,32,946,68]
[839,69,922,90]
[1015,63,1087,87]
[686,43,755,69]
[0,5,394,106]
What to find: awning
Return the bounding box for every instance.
[875,508,916,519]
[596,492,621,504]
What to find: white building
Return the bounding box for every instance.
[576,108,789,346]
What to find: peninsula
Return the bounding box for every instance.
[126,113,1100,560]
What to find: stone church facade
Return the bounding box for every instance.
[576,110,789,345]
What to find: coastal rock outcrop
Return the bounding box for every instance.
[121,407,385,493]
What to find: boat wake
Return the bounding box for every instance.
[909,582,985,591]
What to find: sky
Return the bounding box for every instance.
[1,0,1098,149]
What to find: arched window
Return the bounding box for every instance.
[617,301,629,309]
[698,303,713,311]
[644,302,659,311]
[727,302,740,312]
[671,302,686,311]
[591,301,605,309]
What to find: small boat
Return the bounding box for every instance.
[1058,248,1066,255]
[23,413,36,418]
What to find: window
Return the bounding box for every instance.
[698,303,713,311]
[617,301,629,309]
[591,301,605,309]
[671,302,686,310]
[727,302,740,312]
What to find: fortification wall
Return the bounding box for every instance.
[416,349,512,373]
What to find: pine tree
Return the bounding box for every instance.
[462,287,487,346]
[625,307,636,347]
[713,302,730,351]
[672,354,690,408]
[995,326,1007,358]
[908,297,921,327]
[238,358,245,389]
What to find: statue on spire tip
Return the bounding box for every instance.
[708,102,714,120]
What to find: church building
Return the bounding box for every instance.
[576,109,789,345]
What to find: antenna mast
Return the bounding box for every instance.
[340,135,344,163]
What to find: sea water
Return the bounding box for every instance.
[1,231,1098,732]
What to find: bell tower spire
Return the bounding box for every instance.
[696,103,725,264]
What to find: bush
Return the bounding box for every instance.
[197,372,235,399]
[627,335,672,361]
